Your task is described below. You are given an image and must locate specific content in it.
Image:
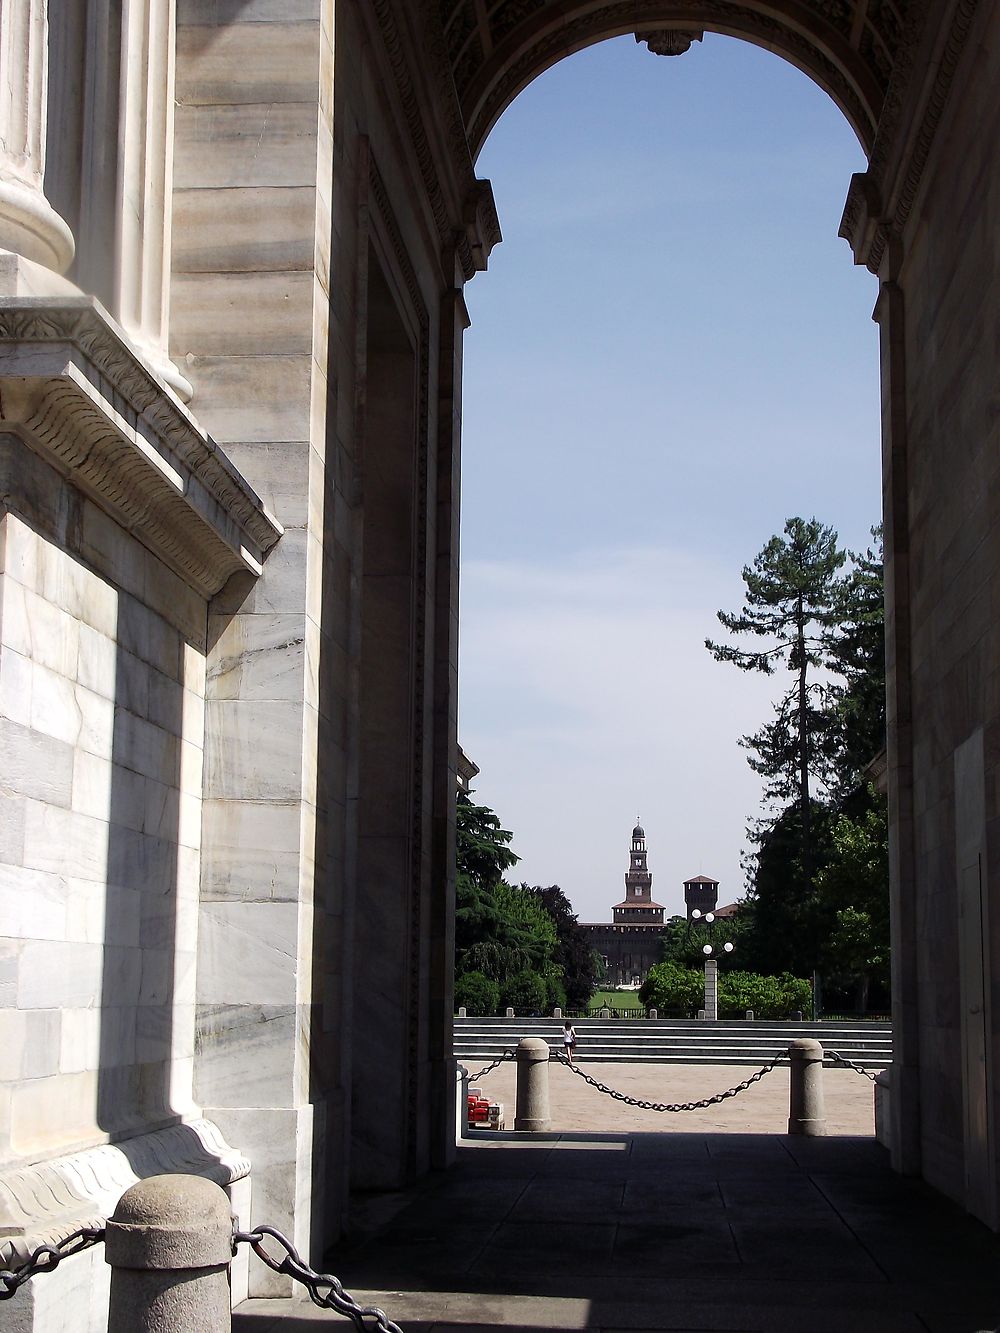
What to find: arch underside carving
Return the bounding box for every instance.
[435,0,914,157]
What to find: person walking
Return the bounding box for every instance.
[562,1020,577,1066]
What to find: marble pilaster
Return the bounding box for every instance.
[0,0,74,275]
[115,0,192,400]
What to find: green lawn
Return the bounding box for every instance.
[588,988,645,1012]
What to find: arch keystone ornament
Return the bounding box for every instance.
[635,29,704,56]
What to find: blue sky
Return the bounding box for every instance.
[458,33,881,923]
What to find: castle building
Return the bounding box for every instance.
[582,823,667,986]
[684,874,720,920]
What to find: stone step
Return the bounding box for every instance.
[454,1018,892,1068]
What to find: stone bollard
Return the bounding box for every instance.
[457,1062,470,1141]
[106,1173,233,1332]
[697,1009,706,1021]
[787,1038,826,1136]
[505,1006,514,1017]
[553,1006,562,1019]
[599,1007,610,1018]
[458,1006,467,1017]
[648,1008,657,1019]
[514,1037,551,1131]
[746,1010,754,1021]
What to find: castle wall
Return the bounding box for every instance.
[582,924,665,988]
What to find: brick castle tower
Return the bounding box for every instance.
[613,822,666,924]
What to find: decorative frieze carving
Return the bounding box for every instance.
[841,1,981,273]
[0,298,282,597]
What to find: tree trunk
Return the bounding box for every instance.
[796,595,811,892]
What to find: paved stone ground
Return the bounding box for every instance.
[467,1058,878,1136]
[233,1061,1000,1332]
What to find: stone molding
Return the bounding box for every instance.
[384,3,971,289]
[0,297,282,598]
[370,0,501,282]
[840,0,981,273]
[0,1118,250,1265]
[461,179,503,277]
[459,2,882,158]
[368,156,431,1161]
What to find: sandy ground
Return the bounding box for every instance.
[466,1057,876,1136]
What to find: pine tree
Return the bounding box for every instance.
[826,526,885,795]
[706,517,846,893]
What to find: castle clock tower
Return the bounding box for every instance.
[612,822,665,924]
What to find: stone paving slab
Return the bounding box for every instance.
[233,1063,1000,1332]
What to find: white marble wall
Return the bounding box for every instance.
[0,468,207,1168]
[171,1,335,1288]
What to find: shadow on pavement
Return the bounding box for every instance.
[234,1131,1000,1332]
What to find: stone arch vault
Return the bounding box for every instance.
[0,6,998,1329]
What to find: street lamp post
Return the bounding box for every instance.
[691,909,734,1021]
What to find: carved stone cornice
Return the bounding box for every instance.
[840,0,981,274]
[0,1118,250,1263]
[460,179,503,276]
[0,298,282,598]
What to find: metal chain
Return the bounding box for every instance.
[825,1049,879,1081]
[234,1225,403,1331]
[555,1051,785,1111]
[0,1228,106,1300]
[460,1049,516,1082]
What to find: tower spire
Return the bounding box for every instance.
[612,820,663,926]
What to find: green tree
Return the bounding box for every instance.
[741,798,837,976]
[454,794,569,1006]
[501,969,548,1015]
[707,517,847,894]
[717,970,812,1019]
[525,884,598,1008]
[826,528,885,795]
[814,790,889,1010]
[454,791,520,967]
[657,913,745,972]
[454,971,499,1016]
[639,962,704,1014]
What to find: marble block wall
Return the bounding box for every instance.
[172,0,337,1284]
[0,444,207,1169]
[891,2,1000,1221]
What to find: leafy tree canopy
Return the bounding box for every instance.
[708,516,888,1002]
[826,527,885,796]
[524,884,598,1009]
